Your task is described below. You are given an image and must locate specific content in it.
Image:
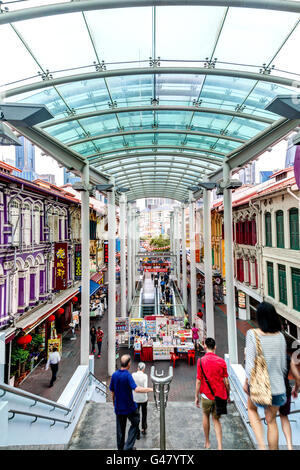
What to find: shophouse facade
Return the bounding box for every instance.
[0,163,82,385]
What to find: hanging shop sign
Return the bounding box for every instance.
[116,318,129,332]
[104,240,109,263]
[238,291,246,309]
[54,242,68,290]
[144,268,168,272]
[74,244,81,280]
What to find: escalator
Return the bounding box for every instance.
[141,275,156,316]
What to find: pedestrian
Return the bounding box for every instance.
[165,286,170,303]
[187,282,191,296]
[192,323,200,350]
[195,337,230,450]
[160,279,165,294]
[243,302,287,450]
[132,362,149,438]
[279,348,300,450]
[96,326,104,358]
[45,347,61,388]
[154,277,158,288]
[109,354,153,451]
[184,313,189,329]
[90,326,97,354]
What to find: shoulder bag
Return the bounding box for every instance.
[249,329,272,406]
[200,358,227,416]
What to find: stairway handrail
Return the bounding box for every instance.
[8,408,72,427]
[89,372,108,396]
[0,383,71,413]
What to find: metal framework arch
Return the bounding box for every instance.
[4,67,300,100]
[86,145,227,160]
[96,157,221,172]
[67,128,246,147]
[0,1,299,27]
[40,105,274,129]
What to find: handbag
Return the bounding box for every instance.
[249,329,272,406]
[200,359,227,415]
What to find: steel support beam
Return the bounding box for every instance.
[8,124,110,186]
[181,204,188,310]
[5,67,300,100]
[92,152,223,168]
[189,191,197,325]
[1,1,299,26]
[203,188,215,338]
[67,128,245,147]
[87,145,226,160]
[41,105,274,129]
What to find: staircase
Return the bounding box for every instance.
[68,401,254,450]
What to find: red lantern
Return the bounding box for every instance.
[47,314,55,323]
[72,297,78,303]
[56,308,64,316]
[17,334,32,349]
[197,311,203,319]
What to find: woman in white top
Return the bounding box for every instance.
[132,362,149,438]
[244,302,287,450]
[45,347,61,388]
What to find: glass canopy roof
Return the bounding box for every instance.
[1,1,300,201]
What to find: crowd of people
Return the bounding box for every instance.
[108,301,300,451]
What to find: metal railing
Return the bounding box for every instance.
[1,369,108,430]
[150,365,173,450]
[8,409,72,428]
[0,383,71,414]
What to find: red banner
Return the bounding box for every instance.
[54,242,68,290]
[144,268,168,272]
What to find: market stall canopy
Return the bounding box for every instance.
[1,1,300,202]
[79,280,102,297]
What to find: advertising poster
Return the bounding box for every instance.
[104,240,109,263]
[116,318,129,332]
[156,316,168,337]
[47,336,62,358]
[54,242,68,290]
[238,291,246,309]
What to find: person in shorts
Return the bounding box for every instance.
[279,352,300,450]
[194,337,230,450]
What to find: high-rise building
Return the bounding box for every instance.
[64,168,80,185]
[15,136,36,181]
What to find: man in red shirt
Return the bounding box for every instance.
[195,337,230,450]
[96,326,104,358]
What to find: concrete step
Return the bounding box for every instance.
[68,401,254,450]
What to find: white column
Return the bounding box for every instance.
[0,332,5,383]
[127,204,132,311]
[120,193,127,318]
[181,204,188,310]
[189,191,197,325]
[223,163,238,364]
[271,209,276,247]
[108,181,116,376]
[80,163,90,366]
[131,208,136,295]
[174,207,180,281]
[203,189,214,338]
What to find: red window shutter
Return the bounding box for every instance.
[255,260,258,288]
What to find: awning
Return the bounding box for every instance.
[5,284,80,340]
[91,272,104,283]
[79,280,101,297]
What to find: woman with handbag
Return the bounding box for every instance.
[243,302,287,450]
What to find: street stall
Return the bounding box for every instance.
[116,317,129,347]
[127,315,195,362]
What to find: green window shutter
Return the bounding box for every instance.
[276,211,284,248]
[278,264,287,305]
[289,208,299,250]
[265,213,272,247]
[291,268,300,312]
[267,262,274,298]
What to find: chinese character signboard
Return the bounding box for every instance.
[74,244,81,280]
[104,240,109,263]
[54,242,68,290]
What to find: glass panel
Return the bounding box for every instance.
[156,6,227,61]
[107,75,154,107]
[85,8,152,65]
[15,14,96,74]
[213,8,298,67]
